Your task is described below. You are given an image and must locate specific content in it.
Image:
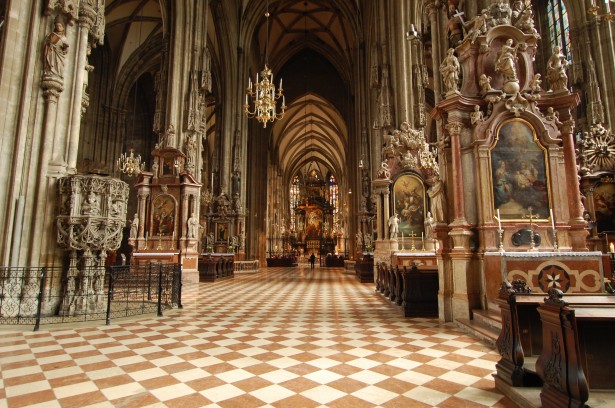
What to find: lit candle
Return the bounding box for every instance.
[245,94,248,105]
[550,208,555,230]
[211,173,214,188]
[279,77,283,89]
[497,209,502,230]
[610,243,614,253]
[421,232,424,243]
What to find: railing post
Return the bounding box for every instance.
[157,263,163,317]
[33,267,46,332]
[177,263,183,309]
[147,263,152,301]
[106,267,114,325]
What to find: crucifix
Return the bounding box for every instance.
[522,207,540,251]
[156,230,163,250]
[408,231,417,251]
[453,9,468,35]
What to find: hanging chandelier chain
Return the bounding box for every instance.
[243,0,286,127]
[117,5,145,177]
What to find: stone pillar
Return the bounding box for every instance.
[66,2,100,172]
[561,119,589,251]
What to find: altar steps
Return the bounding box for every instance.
[456,306,502,348]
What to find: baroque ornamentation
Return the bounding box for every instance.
[577,124,615,174]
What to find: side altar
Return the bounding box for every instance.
[129,146,201,283]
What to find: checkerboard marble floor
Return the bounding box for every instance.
[0,266,515,407]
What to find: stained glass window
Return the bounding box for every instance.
[546,0,571,58]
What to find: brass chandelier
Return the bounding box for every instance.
[117,148,144,177]
[244,0,286,127]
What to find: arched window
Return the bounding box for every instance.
[290,175,301,231]
[546,0,571,58]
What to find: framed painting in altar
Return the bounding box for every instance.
[305,208,323,239]
[593,181,615,233]
[393,173,426,236]
[216,222,229,242]
[490,119,550,220]
[152,194,176,236]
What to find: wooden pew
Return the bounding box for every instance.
[495,280,615,387]
[375,263,438,317]
[536,288,615,407]
[400,264,438,317]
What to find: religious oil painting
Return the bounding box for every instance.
[491,119,550,220]
[593,181,615,233]
[216,222,229,242]
[393,173,426,237]
[152,194,176,236]
[305,208,323,239]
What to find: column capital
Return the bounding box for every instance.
[445,120,463,136]
[562,120,575,135]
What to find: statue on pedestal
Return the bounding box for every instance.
[43,17,69,78]
[440,48,460,95]
[546,45,569,92]
[388,213,399,239]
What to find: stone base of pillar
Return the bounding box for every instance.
[568,225,590,251]
[449,226,473,250]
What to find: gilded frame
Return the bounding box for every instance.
[392,173,426,237]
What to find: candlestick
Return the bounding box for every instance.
[550,208,555,230]
[211,173,214,188]
[496,209,502,230]
[610,243,614,253]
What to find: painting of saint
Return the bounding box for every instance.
[305,208,323,239]
[152,195,176,236]
[593,182,615,233]
[393,174,426,236]
[491,120,550,219]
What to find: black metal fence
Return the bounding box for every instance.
[0,263,182,330]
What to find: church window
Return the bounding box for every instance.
[546,0,571,58]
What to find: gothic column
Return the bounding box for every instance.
[425,1,442,105]
[66,1,103,172]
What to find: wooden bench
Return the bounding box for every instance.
[198,254,234,282]
[536,288,615,407]
[495,280,615,396]
[375,263,438,317]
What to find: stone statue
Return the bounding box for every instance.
[440,48,460,94]
[428,175,447,223]
[129,213,139,239]
[470,105,484,125]
[464,9,489,44]
[187,213,199,238]
[496,39,519,84]
[388,213,399,239]
[81,192,100,216]
[447,4,464,47]
[43,18,69,78]
[184,133,197,173]
[529,73,542,93]
[377,161,391,179]
[165,125,176,147]
[479,74,494,93]
[546,45,569,92]
[231,171,240,196]
[424,211,435,239]
[512,0,538,36]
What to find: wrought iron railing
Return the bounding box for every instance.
[0,263,182,330]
